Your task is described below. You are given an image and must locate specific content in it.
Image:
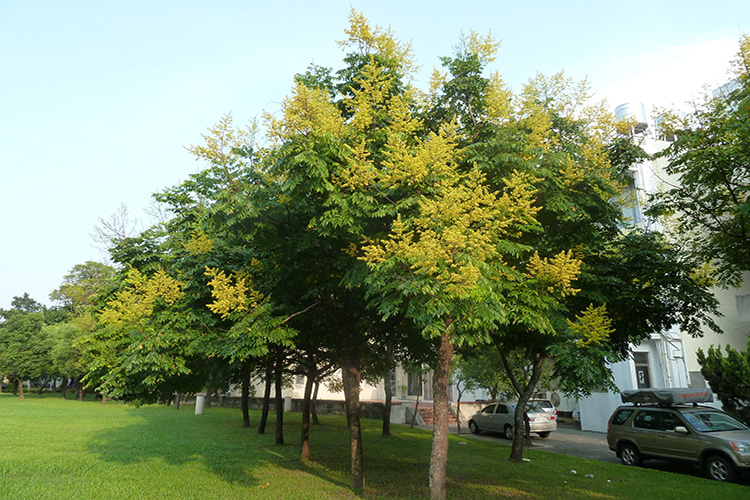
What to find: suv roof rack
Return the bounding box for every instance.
[621,388,713,405]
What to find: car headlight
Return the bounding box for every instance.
[730,441,750,453]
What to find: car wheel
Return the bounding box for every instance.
[619,443,642,467]
[469,421,480,434]
[706,455,736,482]
[537,432,551,438]
[504,424,513,440]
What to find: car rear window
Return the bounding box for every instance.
[611,409,634,426]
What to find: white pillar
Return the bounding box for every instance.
[195,395,205,415]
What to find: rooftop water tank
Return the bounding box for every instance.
[615,102,649,134]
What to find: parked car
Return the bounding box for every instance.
[606,388,750,482]
[530,399,557,416]
[468,401,557,439]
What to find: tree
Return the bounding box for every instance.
[697,340,750,424]
[0,295,53,398]
[647,34,750,286]
[50,261,116,315]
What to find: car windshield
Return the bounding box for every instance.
[682,411,749,432]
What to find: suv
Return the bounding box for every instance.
[607,388,750,482]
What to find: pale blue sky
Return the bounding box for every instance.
[1,1,747,309]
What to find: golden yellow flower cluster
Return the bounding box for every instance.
[568,304,614,348]
[99,269,183,327]
[525,250,582,296]
[204,267,262,319]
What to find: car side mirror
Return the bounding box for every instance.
[674,426,689,434]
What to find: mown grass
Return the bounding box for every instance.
[0,393,747,499]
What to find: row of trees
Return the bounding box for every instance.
[3,13,745,500]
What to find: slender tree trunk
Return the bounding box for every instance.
[241,361,251,428]
[311,380,320,425]
[18,378,25,399]
[383,341,394,436]
[204,378,212,408]
[258,360,272,434]
[509,354,545,462]
[382,371,393,436]
[455,391,463,435]
[429,327,454,500]
[60,379,67,399]
[410,379,421,428]
[341,362,364,491]
[274,350,284,445]
[301,367,316,460]
[174,392,181,410]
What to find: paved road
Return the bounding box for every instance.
[454,422,617,463]
[451,421,750,485]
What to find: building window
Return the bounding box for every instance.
[737,294,750,323]
[633,352,651,389]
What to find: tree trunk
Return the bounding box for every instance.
[241,361,251,428]
[382,371,393,436]
[274,351,284,445]
[509,354,546,462]
[341,362,364,491]
[174,392,181,410]
[301,368,316,460]
[18,378,25,399]
[60,379,67,399]
[311,380,320,425]
[455,392,463,435]
[258,360,272,434]
[410,379,421,428]
[429,328,454,500]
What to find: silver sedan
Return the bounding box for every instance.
[468,402,557,439]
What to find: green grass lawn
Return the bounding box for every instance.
[0,393,747,499]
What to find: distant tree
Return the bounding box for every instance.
[0,296,53,398]
[49,261,116,315]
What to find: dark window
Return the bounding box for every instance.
[611,409,634,426]
[634,410,659,430]
[659,412,683,431]
[633,352,652,388]
[481,404,496,414]
[497,404,509,414]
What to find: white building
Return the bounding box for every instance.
[578,103,750,432]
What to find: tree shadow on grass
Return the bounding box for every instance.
[84,405,436,497]
[84,405,303,488]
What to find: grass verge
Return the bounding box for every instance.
[0,393,747,499]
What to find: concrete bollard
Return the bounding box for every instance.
[195,395,205,415]
[284,396,292,412]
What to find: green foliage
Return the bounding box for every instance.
[0,296,55,386]
[49,261,116,315]
[697,340,750,424]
